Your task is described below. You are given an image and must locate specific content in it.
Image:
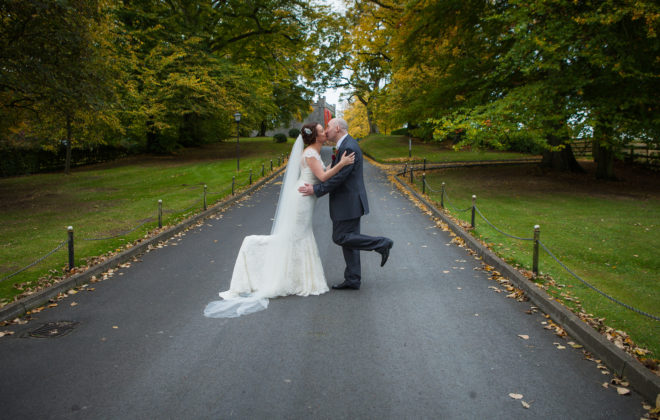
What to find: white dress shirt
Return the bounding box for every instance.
[336,133,349,150]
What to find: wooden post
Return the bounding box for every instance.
[533,225,540,277]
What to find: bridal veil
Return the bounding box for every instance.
[203,136,304,318]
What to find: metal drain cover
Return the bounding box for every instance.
[29,321,79,338]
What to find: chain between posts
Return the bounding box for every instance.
[539,241,660,321]
[0,241,66,282]
[413,173,659,322]
[3,159,279,283]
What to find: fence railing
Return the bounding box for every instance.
[572,140,660,166]
[398,161,659,322]
[0,154,287,284]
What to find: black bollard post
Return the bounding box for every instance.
[67,226,74,271]
[203,185,207,210]
[158,200,162,228]
[232,176,235,195]
[471,195,476,228]
[533,225,540,277]
[422,173,426,194]
[261,163,265,177]
[249,169,252,185]
[270,159,273,172]
[441,182,445,209]
[423,158,427,172]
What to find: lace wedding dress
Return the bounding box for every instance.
[204,138,328,318]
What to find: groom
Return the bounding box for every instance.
[299,118,393,290]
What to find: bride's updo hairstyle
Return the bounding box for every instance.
[301,123,318,146]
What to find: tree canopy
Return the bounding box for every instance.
[2,0,658,178]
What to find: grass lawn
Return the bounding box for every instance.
[409,162,660,359]
[360,134,537,163]
[0,137,293,305]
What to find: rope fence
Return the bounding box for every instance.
[1,155,287,284]
[401,160,659,322]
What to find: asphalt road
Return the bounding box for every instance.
[0,148,647,419]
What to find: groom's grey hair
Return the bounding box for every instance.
[334,118,349,132]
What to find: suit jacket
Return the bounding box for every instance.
[313,135,369,221]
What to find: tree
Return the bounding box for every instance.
[381,0,660,179]
[0,0,119,173]
[114,0,319,152]
[321,0,398,134]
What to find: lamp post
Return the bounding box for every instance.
[234,112,241,171]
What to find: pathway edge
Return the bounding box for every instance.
[391,172,660,404]
[0,167,285,324]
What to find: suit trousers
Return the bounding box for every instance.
[332,217,391,286]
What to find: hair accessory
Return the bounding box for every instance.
[303,127,312,135]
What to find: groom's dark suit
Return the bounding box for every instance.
[313,135,392,288]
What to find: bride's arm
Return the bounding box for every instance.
[306,151,355,182]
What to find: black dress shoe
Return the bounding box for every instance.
[332,281,360,290]
[377,239,394,267]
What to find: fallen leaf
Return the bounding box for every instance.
[112,326,119,329]
[518,335,529,340]
[47,303,58,308]
[521,401,530,409]
[616,387,630,396]
[509,393,523,400]
[70,302,78,307]
[601,382,609,388]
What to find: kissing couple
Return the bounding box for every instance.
[204,118,393,318]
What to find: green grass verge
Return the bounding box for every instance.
[360,134,537,163]
[0,137,293,305]
[411,165,660,359]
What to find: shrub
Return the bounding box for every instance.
[273,133,287,143]
[409,123,435,141]
[391,127,408,135]
[288,128,300,138]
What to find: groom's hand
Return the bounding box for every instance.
[298,183,314,196]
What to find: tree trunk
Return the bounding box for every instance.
[258,121,267,137]
[64,115,72,175]
[541,133,584,172]
[366,106,379,134]
[592,122,616,180]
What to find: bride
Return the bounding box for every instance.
[204,123,355,318]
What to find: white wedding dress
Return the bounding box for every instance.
[204,138,328,318]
